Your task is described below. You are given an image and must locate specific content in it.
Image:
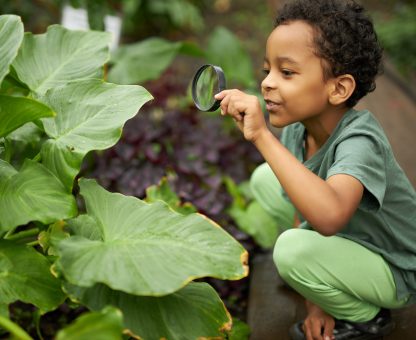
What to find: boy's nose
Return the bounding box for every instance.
[261,74,276,91]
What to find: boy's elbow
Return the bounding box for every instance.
[316,227,339,237]
[309,210,348,236]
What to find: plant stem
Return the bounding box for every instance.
[3,228,16,239]
[32,152,41,162]
[33,309,44,340]
[0,315,32,340]
[5,228,39,241]
[26,240,39,247]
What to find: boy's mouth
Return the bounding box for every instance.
[264,99,282,111]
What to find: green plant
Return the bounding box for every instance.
[224,177,278,249]
[205,26,256,90]
[120,0,205,38]
[66,0,204,39]
[108,37,203,85]
[0,14,248,339]
[376,4,416,76]
[0,0,204,37]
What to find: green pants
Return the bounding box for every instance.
[250,162,296,230]
[250,163,408,322]
[274,229,408,322]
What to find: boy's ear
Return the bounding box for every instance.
[328,74,356,105]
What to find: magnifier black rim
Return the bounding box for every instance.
[192,64,226,112]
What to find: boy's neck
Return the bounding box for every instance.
[303,106,350,160]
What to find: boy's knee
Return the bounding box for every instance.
[250,163,295,228]
[250,163,275,198]
[273,229,301,279]
[273,228,318,281]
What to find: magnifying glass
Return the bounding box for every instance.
[192,64,226,111]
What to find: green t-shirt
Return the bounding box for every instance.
[280,108,416,304]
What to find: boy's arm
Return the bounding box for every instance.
[215,89,363,236]
[254,129,363,235]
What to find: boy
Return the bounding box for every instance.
[214,0,416,339]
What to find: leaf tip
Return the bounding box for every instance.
[241,250,249,276]
[122,329,142,339]
[220,319,233,333]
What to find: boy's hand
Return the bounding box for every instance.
[214,90,267,143]
[303,301,335,340]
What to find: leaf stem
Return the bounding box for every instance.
[0,314,33,340]
[26,240,40,247]
[33,309,44,340]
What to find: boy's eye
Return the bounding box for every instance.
[262,68,270,75]
[281,69,294,77]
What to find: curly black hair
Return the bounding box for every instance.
[275,0,383,107]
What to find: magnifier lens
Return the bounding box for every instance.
[192,64,226,112]
[196,67,218,110]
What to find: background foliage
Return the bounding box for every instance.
[375,3,416,77]
[1,0,414,338]
[0,11,251,340]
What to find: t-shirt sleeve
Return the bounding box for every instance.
[326,135,387,211]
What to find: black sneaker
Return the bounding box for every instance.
[289,308,394,340]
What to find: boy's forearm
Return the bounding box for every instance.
[253,129,347,235]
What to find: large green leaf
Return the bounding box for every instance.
[0,240,65,312]
[0,95,54,138]
[108,37,184,84]
[7,122,43,144]
[0,304,7,317]
[206,27,255,88]
[0,15,23,85]
[56,306,123,340]
[57,179,248,296]
[66,282,232,340]
[12,25,110,95]
[38,79,152,189]
[0,159,77,231]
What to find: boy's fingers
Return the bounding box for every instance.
[219,94,230,114]
[311,321,323,340]
[323,319,335,340]
[226,98,244,121]
[304,325,313,340]
[215,89,241,100]
[217,90,247,121]
[215,90,231,99]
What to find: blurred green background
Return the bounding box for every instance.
[0,0,414,337]
[0,0,415,81]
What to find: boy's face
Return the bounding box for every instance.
[262,20,333,127]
